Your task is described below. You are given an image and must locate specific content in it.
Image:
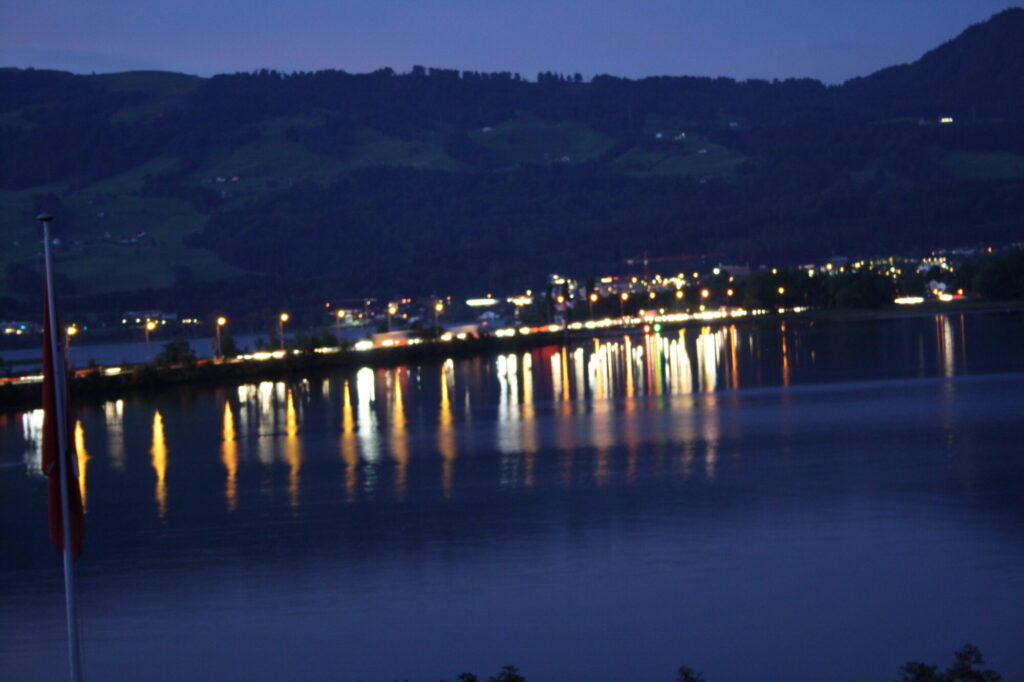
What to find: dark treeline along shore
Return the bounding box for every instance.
[1,10,1023,322]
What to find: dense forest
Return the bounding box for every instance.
[0,9,1022,315]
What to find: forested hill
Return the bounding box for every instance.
[1,8,1023,314]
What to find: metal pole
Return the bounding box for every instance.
[40,215,83,682]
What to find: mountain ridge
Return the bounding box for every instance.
[1,9,1022,315]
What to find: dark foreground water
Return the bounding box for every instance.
[2,312,1024,682]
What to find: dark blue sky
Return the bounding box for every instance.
[1,1,1020,83]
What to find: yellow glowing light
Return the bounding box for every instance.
[145,320,157,331]
[217,316,227,326]
[620,293,629,301]
[280,312,290,323]
[151,411,167,518]
[337,310,345,319]
[435,302,444,313]
[777,286,786,295]
[556,295,565,304]
[66,325,78,337]
[701,289,710,299]
[648,291,656,300]
[589,293,598,302]
[726,289,734,297]
[675,290,683,299]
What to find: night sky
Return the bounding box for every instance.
[1,1,1021,83]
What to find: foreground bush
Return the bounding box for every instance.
[412,646,1000,682]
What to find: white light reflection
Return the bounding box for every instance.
[937,315,955,377]
[497,353,521,488]
[356,367,380,498]
[103,399,125,470]
[588,342,614,486]
[695,327,721,392]
[22,408,44,476]
[438,361,457,498]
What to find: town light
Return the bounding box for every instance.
[701,289,710,299]
[278,313,289,350]
[215,317,228,360]
[434,301,444,335]
[144,320,157,361]
[777,286,786,295]
[65,325,78,363]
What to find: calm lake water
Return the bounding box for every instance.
[2,312,1024,682]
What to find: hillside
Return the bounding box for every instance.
[1,9,1023,317]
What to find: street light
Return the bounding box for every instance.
[619,292,629,317]
[588,292,598,320]
[215,316,227,360]
[434,301,444,336]
[279,312,289,350]
[145,320,157,361]
[675,289,684,312]
[777,286,786,296]
[387,304,398,331]
[65,325,77,366]
[335,309,345,340]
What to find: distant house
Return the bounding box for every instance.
[121,311,177,326]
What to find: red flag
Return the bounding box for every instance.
[41,284,84,560]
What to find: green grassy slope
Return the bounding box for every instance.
[469,117,617,165]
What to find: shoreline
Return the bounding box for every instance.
[3,301,1023,411]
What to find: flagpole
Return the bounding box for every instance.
[39,213,83,682]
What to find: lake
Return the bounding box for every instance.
[2,312,1023,681]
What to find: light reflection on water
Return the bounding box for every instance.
[221,402,238,513]
[3,313,1024,682]
[0,314,997,517]
[150,411,167,519]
